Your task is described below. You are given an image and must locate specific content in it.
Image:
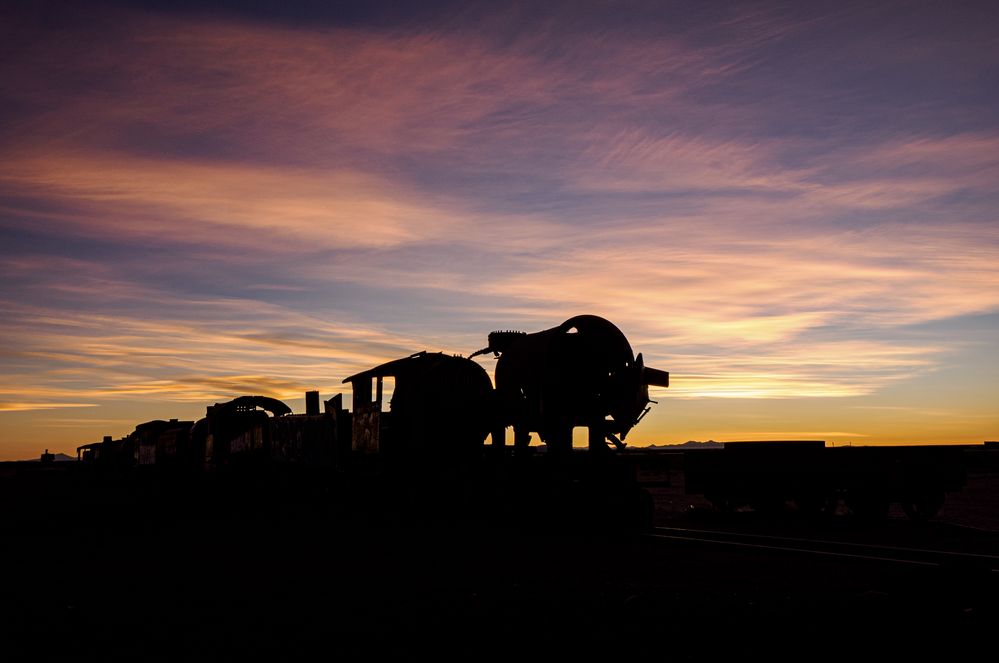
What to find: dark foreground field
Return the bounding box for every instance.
[2,453,997,660]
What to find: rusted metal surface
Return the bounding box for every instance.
[228,425,265,455]
[351,403,380,454]
[138,439,156,465]
[269,414,337,465]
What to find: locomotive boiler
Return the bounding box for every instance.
[471,315,670,454]
[343,351,494,463]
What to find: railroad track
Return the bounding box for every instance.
[646,526,999,572]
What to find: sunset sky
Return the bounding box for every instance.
[1,0,997,459]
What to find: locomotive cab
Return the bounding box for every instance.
[343,351,494,465]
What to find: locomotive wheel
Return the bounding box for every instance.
[901,490,944,522]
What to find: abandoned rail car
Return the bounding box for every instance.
[683,440,968,520]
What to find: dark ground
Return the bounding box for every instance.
[2,452,997,660]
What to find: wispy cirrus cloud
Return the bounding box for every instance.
[0,402,97,412]
[0,287,436,412]
[0,152,469,251]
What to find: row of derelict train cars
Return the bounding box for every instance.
[67,316,983,527]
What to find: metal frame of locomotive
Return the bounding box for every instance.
[75,315,671,526]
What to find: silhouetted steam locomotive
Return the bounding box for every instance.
[76,315,670,526]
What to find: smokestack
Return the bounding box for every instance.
[305,390,320,416]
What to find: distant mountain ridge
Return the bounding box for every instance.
[13,452,76,463]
